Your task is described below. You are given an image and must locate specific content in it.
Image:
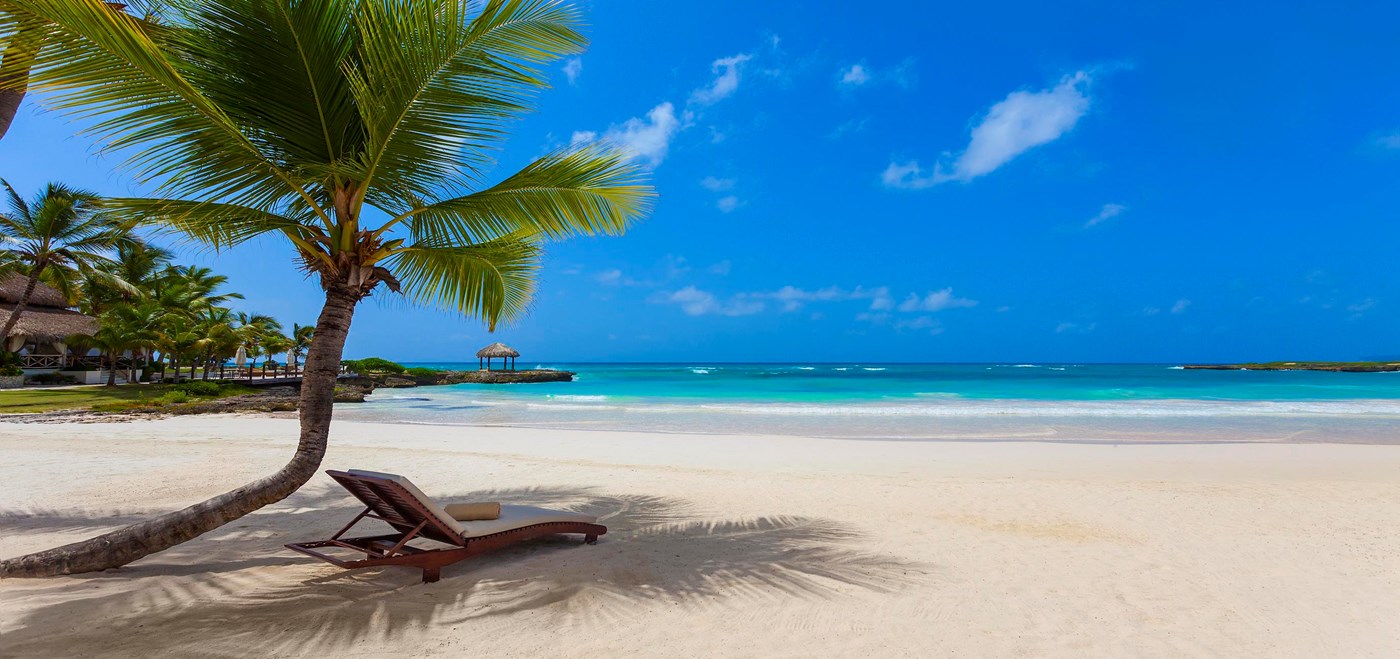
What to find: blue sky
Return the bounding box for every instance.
[2,0,1398,363]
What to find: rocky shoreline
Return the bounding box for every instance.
[0,369,575,423]
[1182,362,1400,373]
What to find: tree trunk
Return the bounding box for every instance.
[0,27,42,142]
[0,287,359,577]
[105,351,117,387]
[0,268,44,340]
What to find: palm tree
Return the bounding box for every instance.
[0,179,127,341]
[0,0,650,577]
[290,323,313,370]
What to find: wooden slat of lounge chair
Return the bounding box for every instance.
[286,470,606,583]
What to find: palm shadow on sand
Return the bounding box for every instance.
[0,481,930,656]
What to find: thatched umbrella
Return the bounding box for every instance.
[475,342,520,371]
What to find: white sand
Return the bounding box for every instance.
[2,416,1398,657]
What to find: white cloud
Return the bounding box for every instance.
[856,312,891,325]
[701,176,736,192]
[1375,133,1400,149]
[828,117,869,140]
[897,288,978,312]
[660,286,765,316]
[840,64,870,87]
[869,288,894,311]
[562,58,582,85]
[690,53,752,106]
[838,59,915,90]
[1347,298,1376,314]
[1056,321,1097,334]
[577,102,686,167]
[1084,203,1126,229]
[884,70,1094,189]
[596,269,623,285]
[1142,306,1161,316]
[708,260,732,275]
[716,196,741,213]
[1171,298,1191,314]
[895,316,944,334]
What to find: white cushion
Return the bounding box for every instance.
[457,505,597,539]
[346,470,596,540]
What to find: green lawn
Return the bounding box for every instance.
[0,383,254,414]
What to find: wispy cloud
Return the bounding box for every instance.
[708,260,732,276]
[573,102,687,166]
[657,286,765,316]
[1056,321,1097,334]
[1084,203,1126,229]
[897,288,978,312]
[1171,298,1191,314]
[1373,132,1400,150]
[839,64,870,87]
[690,54,753,106]
[837,59,915,90]
[562,58,582,85]
[700,176,736,192]
[716,196,741,213]
[884,70,1094,189]
[895,316,944,335]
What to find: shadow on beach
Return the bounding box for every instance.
[0,482,928,657]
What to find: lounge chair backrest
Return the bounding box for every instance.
[329,470,467,543]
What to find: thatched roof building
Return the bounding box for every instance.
[475,342,520,359]
[0,273,97,346]
[475,342,520,371]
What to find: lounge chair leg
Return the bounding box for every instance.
[584,534,598,545]
[422,567,440,584]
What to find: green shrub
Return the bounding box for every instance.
[176,381,223,397]
[158,390,191,404]
[0,365,22,377]
[26,372,72,384]
[405,366,439,379]
[343,357,405,374]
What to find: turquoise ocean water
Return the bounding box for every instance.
[334,363,1400,444]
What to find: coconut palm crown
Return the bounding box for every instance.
[0,0,652,577]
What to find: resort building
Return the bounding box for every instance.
[0,273,99,374]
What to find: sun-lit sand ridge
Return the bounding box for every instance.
[2,416,1398,657]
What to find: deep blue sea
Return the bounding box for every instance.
[333,363,1400,443]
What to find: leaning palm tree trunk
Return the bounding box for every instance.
[0,25,41,141]
[0,288,355,576]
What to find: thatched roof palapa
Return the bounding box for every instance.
[0,272,70,308]
[475,342,520,359]
[0,306,98,341]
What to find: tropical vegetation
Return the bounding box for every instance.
[0,0,651,578]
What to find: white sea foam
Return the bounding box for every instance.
[797,367,816,371]
[691,369,711,374]
[863,367,886,371]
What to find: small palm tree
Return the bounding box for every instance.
[1,0,650,577]
[0,179,127,340]
[290,323,314,370]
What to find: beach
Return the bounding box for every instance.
[3,416,1399,658]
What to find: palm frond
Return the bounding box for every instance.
[101,198,316,250]
[395,144,652,244]
[351,0,587,203]
[385,235,540,330]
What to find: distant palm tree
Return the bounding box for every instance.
[0,179,126,341]
[0,0,650,578]
[290,323,313,370]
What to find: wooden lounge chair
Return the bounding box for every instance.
[286,469,606,583]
